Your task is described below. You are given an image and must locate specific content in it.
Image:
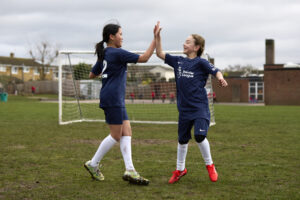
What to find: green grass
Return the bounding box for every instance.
[62,99,179,122]
[0,95,300,199]
[76,103,179,122]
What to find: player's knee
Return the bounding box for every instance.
[195,135,206,143]
[178,139,189,145]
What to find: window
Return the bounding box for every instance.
[23,66,30,73]
[257,87,263,94]
[249,81,264,102]
[0,66,6,72]
[34,68,40,75]
[44,68,50,74]
[12,66,18,74]
[257,95,263,101]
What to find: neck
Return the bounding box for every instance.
[107,41,117,48]
[187,52,197,59]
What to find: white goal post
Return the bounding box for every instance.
[58,50,216,126]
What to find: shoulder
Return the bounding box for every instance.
[197,57,213,67]
[105,47,129,55]
[106,47,122,54]
[166,53,183,61]
[115,48,133,55]
[168,53,183,58]
[105,48,134,60]
[197,57,209,64]
[197,57,219,73]
[113,48,139,58]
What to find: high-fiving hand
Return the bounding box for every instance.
[154,21,162,38]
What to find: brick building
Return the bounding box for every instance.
[212,39,300,105]
[264,39,300,105]
[0,53,57,81]
[212,75,263,103]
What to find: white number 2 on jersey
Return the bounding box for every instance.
[101,60,108,78]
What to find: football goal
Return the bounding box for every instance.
[58,50,216,126]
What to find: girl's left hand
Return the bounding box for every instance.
[218,78,228,87]
[154,21,162,37]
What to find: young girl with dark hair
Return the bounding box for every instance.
[154,22,228,184]
[84,22,158,185]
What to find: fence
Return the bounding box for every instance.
[4,81,58,94]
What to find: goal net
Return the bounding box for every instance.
[58,50,216,126]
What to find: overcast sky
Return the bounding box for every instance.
[1,0,299,69]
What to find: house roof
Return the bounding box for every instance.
[0,56,42,67]
[150,66,174,73]
[224,70,264,78]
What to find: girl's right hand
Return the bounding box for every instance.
[154,21,162,38]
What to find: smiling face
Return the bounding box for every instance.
[183,35,200,58]
[110,28,123,48]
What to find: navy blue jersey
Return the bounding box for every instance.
[165,54,219,121]
[91,47,139,108]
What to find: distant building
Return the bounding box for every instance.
[0,53,57,81]
[149,65,174,81]
[212,39,300,105]
[264,39,300,105]
[212,71,264,103]
[127,63,174,82]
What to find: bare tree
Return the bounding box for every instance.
[29,41,59,80]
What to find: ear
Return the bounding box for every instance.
[109,34,115,41]
[194,44,200,52]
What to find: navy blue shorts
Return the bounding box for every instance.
[102,107,129,125]
[178,115,209,143]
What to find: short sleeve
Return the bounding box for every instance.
[91,61,103,76]
[201,59,219,75]
[119,49,139,64]
[165,54,179,69]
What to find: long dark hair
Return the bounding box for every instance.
[95,24,121,61]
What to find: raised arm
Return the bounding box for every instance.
[154,21,166,60]
[137,39,155,63]
[137,23,159,63]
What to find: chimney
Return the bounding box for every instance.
[10,52,14,58]
[265,39,274,65]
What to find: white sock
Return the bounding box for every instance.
[90,134,117,167]
[120,136,135,171]
[197,138,213,165]
[177,143,188,171]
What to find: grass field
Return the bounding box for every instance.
[62,101,180,123]
[0,95,299,200]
